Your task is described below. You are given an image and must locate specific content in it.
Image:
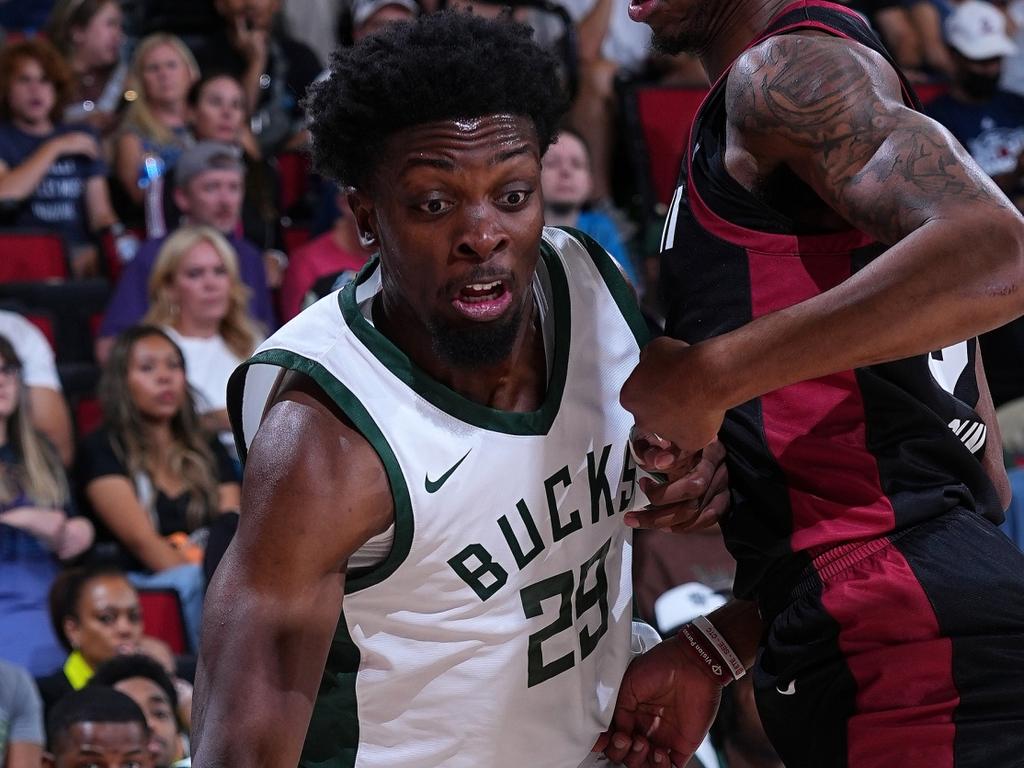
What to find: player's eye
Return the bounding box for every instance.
[499,189,532,207]
[419,198,453,215]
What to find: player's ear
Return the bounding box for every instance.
[348,189,377,247]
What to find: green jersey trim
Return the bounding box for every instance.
[338,241,572,435]
[229,349,414,595]
[557,226,651,347]
[300,607,361,768]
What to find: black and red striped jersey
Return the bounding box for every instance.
[659,0,1003,601]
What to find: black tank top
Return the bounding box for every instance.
[659,0,1002,602]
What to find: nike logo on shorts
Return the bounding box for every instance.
[777,679,797,696]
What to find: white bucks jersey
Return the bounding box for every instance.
[229,227,650,768]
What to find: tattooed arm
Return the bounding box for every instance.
[620,32,1024,455]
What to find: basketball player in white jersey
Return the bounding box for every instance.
[190,11,729,768]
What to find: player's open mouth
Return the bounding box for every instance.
[452,280,512,321]
[627,0,662,23]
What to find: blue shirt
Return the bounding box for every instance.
[0,444,68,677]
[0,123,107,247]
[926,91,1024,180]
[98,231,278,338]
[576,210,639,285]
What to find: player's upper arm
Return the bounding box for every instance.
[222,371,394,608]
[726,33,1018,246]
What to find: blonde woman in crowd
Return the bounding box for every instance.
[0,335,93,677]
[113,34,198,227]
[76,326,240,651]
[144,225,263,443]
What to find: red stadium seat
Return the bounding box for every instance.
[137,588,189,655]
[74,396,104,438]
[276,151,312,214]
[0,230,70,282]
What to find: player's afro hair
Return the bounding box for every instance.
[305,11,569,189]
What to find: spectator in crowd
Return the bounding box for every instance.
[44,0,129,139]
[0,38,126,277]
[189,0,322,156]
[848,0,954,79]
[540,127,637,284]
[0,310,73,466]
[143,226,264,442]
[278,186,369,321]
[90,655,187,768]
[925,0,1024,421]
[186,72,281,255]
[0,658,45,768]
[1000,0,1024,96]
[36,567,143,713]
[97,141,277,362]
[77,326,240,650]
[134,636,193,736]
[43,687,153,768]
[0,335,93,678]
[113,34,198,233]
[926,0,1024,199]
[543,0,703,206]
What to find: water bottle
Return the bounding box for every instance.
[138,152,166,239]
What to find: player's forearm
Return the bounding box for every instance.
[193,574,341,768]
[704,210,1024,411]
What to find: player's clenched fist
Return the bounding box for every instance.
[620,338,728,460]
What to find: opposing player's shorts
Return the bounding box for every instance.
[753,507,1024,768]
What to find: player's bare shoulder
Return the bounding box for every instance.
[243,369,395,564]
[725,32,903,155]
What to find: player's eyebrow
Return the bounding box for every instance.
[490,145,531,166]
[401,156,457,175]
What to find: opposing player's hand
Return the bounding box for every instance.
[625,437,728,532]
[596,636,723,768]
[621,338,727,460]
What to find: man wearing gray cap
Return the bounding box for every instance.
[95,141,277,361]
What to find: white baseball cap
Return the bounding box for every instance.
[653,581,728,635]
[946,0,1017,60]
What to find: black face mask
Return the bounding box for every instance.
[961,70,1002,100]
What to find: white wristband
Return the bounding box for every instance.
[692,614,746,681]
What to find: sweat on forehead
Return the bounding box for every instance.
[305,10,568,190]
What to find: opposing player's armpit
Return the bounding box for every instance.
[727,33,1016,245]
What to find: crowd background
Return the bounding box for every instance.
[0,0,1023,766]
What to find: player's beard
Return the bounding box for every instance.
[429,295,528,368]
[650,0,720,56]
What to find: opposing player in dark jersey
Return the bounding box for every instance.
[598,1,1024,767]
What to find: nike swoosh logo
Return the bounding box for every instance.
[425,450,471,493]
[776,679,796,696]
